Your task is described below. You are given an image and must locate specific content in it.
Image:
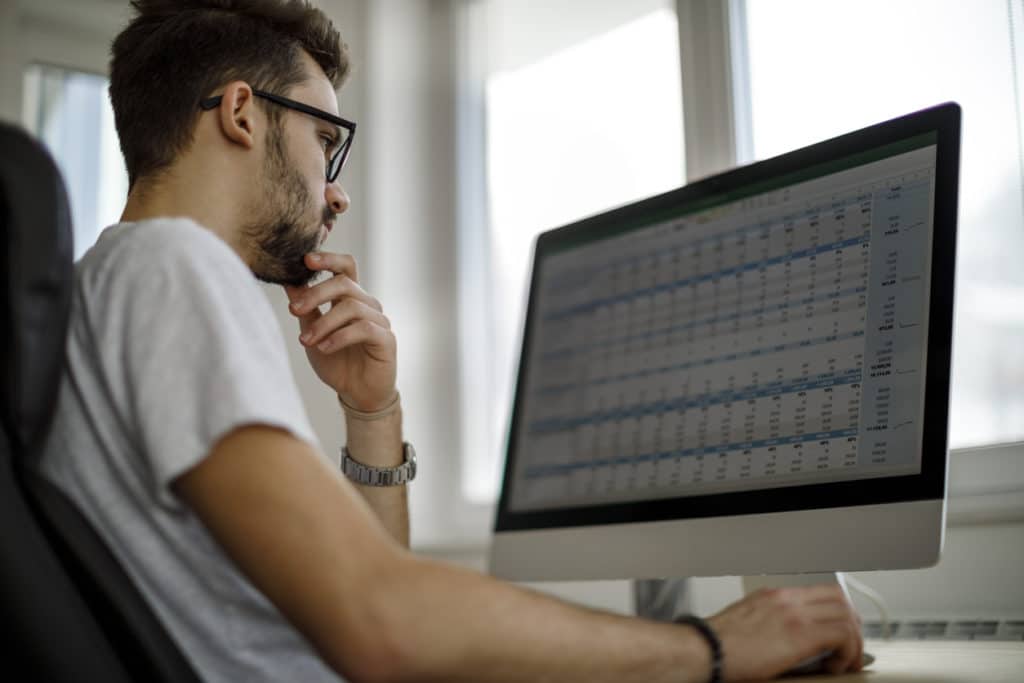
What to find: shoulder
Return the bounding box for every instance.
[73,218,278,341]
[81,218,251,282]
[76,217,266,304]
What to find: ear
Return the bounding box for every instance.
[217,81,257,149]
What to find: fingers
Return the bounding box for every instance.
[763,586,863,674]
[290,273,382,315]
[283,285,322,335]
[854,610,864,669]
[707,584,864,682]
[298,299,392,351]
[283,253,378,342]
[822,620,862,674]
[786,587,861,674]
[317,319,394,356]
[304,251,358,282]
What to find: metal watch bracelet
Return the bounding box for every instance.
[340,442,417,486]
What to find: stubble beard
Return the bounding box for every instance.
[244,128,325,288]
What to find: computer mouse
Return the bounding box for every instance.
[782,650,875,677]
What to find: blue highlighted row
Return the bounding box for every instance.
[522,427,860,479]
[543,233,869,322]
[528,367,863,435]
[539,281,867,363]
[536,329,865,398]
[545,193,875,294]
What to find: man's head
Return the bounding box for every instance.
[110,0,351,286]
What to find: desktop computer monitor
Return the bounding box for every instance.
[490,102,961,582]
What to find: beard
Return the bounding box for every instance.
[243,128,331,287]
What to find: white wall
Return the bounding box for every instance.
[362,0,466,546]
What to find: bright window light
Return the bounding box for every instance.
[23,64,128,260]
[744,0,1024,449]
[471,6,684,501]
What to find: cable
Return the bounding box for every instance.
[844,574,892,640]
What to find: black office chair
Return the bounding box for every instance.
[0,122,202,682]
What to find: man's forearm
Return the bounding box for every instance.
[342,404,409,547]
[360,554,711,683]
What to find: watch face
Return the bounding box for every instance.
[403,442,417,482]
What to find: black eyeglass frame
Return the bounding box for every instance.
[200,88,356,182]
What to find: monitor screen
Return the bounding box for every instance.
[493,104,959,556]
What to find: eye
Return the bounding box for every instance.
[319,134,334,151]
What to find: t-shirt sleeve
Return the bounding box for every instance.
[111,223,318,511]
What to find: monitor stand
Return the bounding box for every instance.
[742,572,875,675]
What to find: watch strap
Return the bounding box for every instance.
[341,442,416,486]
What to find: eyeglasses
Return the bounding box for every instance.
[199,88,356,183]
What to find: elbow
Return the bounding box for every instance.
[329,559,429,683]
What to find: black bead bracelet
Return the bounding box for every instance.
[674,614,723,683]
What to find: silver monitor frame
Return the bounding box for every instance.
[490,103,961,582]
[491,500,945,581]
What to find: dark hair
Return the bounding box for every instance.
[110,0,349,187]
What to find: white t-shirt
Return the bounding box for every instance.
[39,218,343,682]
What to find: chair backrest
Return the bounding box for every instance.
[0,122,202,682]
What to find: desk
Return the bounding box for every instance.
[785,640,1024,682]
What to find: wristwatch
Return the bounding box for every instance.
[341,442,417,486]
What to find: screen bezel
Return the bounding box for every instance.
[494,102,961,533]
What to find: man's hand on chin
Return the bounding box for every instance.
[283,251,397,411]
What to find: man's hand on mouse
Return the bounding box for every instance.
[284,252,397,412]
[707,584,864,680]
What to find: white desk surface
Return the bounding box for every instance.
[776,640,1024,682]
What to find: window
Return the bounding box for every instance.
[461,0,685,503]
[459,0,1024,524]
[740,0,1024,449]
[23,64,127,260]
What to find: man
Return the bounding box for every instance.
[39,0,865,681]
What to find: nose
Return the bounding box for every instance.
[326,180,350,215]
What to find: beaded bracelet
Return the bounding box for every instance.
[674,615,723,683]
